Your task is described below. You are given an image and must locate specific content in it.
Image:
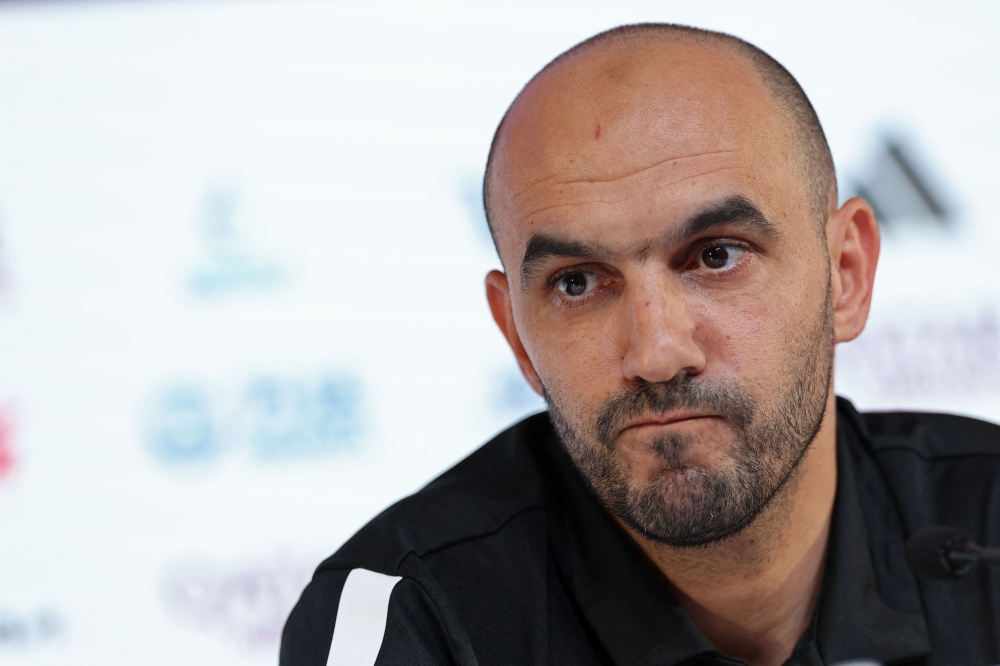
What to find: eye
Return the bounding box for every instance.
[556,271,597,297]
[698,243,746,270]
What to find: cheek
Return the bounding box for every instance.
[518,305,623,415]
[696,293,768,374]
[692,270,824,389]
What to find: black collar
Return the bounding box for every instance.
[542,401,931,665]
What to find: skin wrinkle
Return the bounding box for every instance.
[636,240,653,261]
[514,148,739,193]
[513,165,746,227]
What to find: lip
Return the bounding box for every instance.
[622,412,718,432]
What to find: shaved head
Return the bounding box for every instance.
[483,23,836,260]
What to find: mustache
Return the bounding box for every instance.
[593,375,755,448]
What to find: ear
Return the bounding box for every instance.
[485,270,544,395]
[827,197,881,344]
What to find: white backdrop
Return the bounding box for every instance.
[0,1,997,664]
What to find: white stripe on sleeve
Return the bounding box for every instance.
[326,568,403,666]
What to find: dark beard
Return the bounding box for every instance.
[545,297,834,548]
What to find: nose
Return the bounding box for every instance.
[620,276,707,384]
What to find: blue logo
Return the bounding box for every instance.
[148,386,219,463]
[188,184,283,295]
[147,373,363,464]
[242,374,362,459]
[0,607,65,649]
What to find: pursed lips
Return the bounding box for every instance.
[621,412,719,434]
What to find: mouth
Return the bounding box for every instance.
[621,412,719,433]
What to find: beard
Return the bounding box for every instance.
[544,295,834,549]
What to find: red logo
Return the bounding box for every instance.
[0,405,17,481]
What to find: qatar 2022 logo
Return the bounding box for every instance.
[145,372,364,464]
[187,183,283,296]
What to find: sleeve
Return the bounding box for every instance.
[280,568,459,666]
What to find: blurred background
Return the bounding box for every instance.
[0,0,997,664]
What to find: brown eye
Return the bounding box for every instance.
[557,271,596,297]
[699,244,745,270]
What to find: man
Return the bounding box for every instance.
[281,24,1000,666]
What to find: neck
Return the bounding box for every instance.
[622,392,839,666]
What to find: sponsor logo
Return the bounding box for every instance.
[0,404,17,483]
[159,552,314,652]
[838,308,1000,401]
[0,608,65,651]
[188,184,283,296]
[147,372,364,464]
[848,133,953,227]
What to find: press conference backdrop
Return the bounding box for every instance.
[0,1,997,664]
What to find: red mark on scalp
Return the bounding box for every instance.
[594,123,601,140]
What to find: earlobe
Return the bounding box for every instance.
[485,270,544,395]
[829,198,881,344]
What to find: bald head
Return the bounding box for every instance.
[483,23,836,263]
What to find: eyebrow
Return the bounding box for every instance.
[520,236,610,284]
[670,195,779,246]
[518,195,779,287]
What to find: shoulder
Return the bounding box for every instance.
[838,396,1000,530]
[280,567,464,666]
[840,396,1000,460]
[281,412,557,666]
[321,411,555,576]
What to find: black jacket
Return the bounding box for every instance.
[281,397,1000,665]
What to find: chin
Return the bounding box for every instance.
[647,465,713,495]
[626,436,735,478]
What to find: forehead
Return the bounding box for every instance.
[489,39,806,268]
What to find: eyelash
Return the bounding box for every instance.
[686,239,753,273]
[547,266,610,307]
[548,267,588,290]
